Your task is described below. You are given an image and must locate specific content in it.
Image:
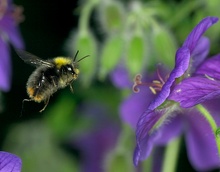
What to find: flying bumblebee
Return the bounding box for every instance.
[17,50,88,112]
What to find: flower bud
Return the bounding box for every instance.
[99,34,123,80]
[99,1,124,33]
[126,34,145,77]
[73,31,98,87]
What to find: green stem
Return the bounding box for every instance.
[162,137,181,172]
[196,104,220,156]
[78,0,99,34]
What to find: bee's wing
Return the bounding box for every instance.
[16,49,54,67]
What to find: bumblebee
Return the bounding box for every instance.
[17,50,88,112]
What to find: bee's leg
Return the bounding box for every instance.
[51,77,57,87]
[39,97,50,113]
[69,84,74,93]
[21,99,32,117]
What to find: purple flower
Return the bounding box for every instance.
[0,151,22,172]
[169,54,220,108]
[72,126,118,172]
[110,63,132,89]
[69,102,119,172]
[122,16,220,171]
[0,0,24,91]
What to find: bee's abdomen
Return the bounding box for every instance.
[27,86,44,102]
[26,67,59,102]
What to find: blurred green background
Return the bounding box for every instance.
[1,0,220,171]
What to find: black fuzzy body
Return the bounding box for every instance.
[26,61,78,103]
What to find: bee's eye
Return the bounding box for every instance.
[67,66,72,72]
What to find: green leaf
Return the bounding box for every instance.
[126,35,145,76]
[99,35,123,80]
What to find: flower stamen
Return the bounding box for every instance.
[133,73,166,94]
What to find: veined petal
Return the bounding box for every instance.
[183,17,218,52]
[134,111,183,166]
[184,111,220,171]
[0,151,22,172]
[196,54,220,80]
[149,47,190,110]
[169,76,220,108]
[189,37,210,73]
[133,16,219,168]
[149,17,218,110]
[120,87,156,129]
[134,109,164,166]
[154,115,183,145]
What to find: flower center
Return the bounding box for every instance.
[133,69,168,94]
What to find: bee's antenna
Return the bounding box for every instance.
[73,50,89,63]
[77,55,89,63]
[73,50,79,62]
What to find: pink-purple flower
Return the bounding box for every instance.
[0,0,24,91]
[119,16,220,171]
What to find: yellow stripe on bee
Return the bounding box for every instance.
[27,86,44,102]
[27,87,35,97]
[54,57,72,68]
[33,95,44,102]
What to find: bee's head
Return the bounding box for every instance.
[70,50,89,79]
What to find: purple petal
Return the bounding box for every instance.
[0,151,22,172]
[148,47,190,110]
[183,17,218,52]
[134,109,163,166]
[0,16,24,49]
[189,37,210,73]
[203,98,220,126]
[134,111,183,166]
[0,6,24,49]
[154,115,183,145]
[7,25,24,49]
[184,111,220,171]
[120,88,156,129]
[148,17,218,110]
[196,54,220,80]
[110,64,132,89]
[169,76,220,108]
[133,136,154,166]
[0,39,11,92]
